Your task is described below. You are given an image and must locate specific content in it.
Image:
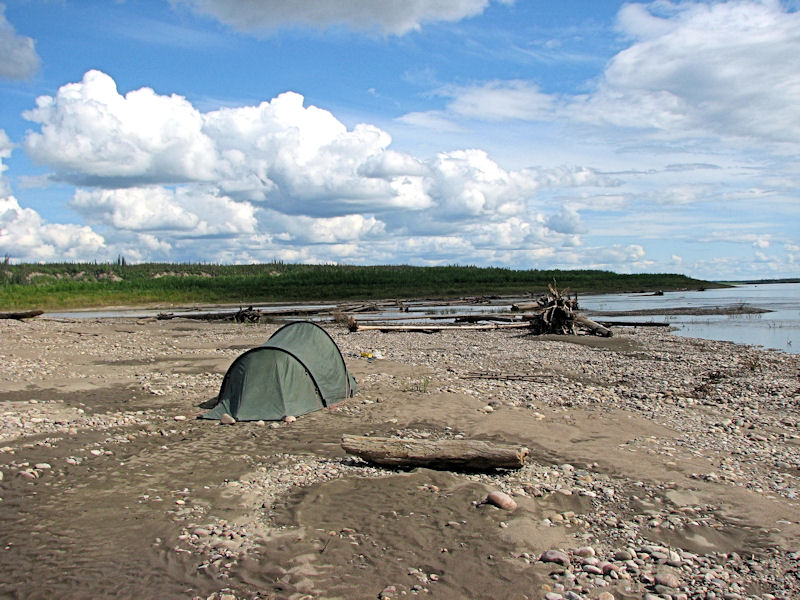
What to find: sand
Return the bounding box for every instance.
[0,316,799,600]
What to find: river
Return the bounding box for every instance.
[579,282,800,354]
[46,282,800,355]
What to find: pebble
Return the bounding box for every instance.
[219,413,236,425]
[485,490,517,511]
[540,549,570,566]
[654,571,681,588]
[283,415,296,423]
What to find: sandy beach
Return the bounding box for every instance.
[1,316,799,600]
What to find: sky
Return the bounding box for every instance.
[0,0,798,280]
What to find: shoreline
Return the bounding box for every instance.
[1,318,799,599]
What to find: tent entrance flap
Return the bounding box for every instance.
[201,321,356,421]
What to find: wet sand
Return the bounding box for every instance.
[1,317,799,599]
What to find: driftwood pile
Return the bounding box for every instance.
[517,285,612,337]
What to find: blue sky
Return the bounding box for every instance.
[0,0,798,279]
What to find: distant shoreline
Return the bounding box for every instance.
[0,262,717,311]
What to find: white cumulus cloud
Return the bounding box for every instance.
[17,70,633,267]
[70,187,257,236]
[24,70,218,185]
[0,196,106,261]
[0,4,40,79]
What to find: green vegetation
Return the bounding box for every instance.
[0,261,717,310]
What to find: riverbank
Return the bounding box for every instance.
[1,318,799,599]
[0,263,713,310]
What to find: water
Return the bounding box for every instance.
[45,283,800,355]
[579,283,800,354]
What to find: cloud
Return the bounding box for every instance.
[24,71,218,185]
[409,1,800,151]
[546,205,586,234]
[178,0,501,35]
[265,211,386,244]
[70,187,257,236]
[0,129,11,196]
[442,80,556,122]
[571,0,800,145]
[0,4,40,79]
[0,196,106,261]
[21,71,610,266]
[395,110,462,132]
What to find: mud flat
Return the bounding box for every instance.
[1,317,799,600]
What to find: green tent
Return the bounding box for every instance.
[201,321,357,421]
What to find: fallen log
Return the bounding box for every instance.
[341,435,529,470]
[597,320,670,328]
[348,318,531,332]
[0,309,44,320]
[573,314,613,337]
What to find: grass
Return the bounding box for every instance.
[0,261,719,311]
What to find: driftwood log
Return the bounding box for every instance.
[0,310,44,320]
[341,434,529,470]
[347,319,531,333]
[573,314,613,337]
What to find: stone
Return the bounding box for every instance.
[654,571,681,588]
[284,415,296,423]
[485,490,517,511]
[574,546,595,557]
[614,549,633,561]
[540,549,570,566]
[597,593,615,600]
[220,413,236,425]
[173,415,187,421]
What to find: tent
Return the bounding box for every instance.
[201,321,357,421]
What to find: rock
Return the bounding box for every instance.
[614,549,634,561]
[173,415,187,421]
[283,415,296,423]
[545,593,564,600]
[654,571,681,588]
[540,549,570,566]
[574,546,595,557]
[379,585,398,599]
[220,413,236,425]
[485,490,517,510]
[34,463,51,470]
[582,564,603,575]
[597,593,615,600]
